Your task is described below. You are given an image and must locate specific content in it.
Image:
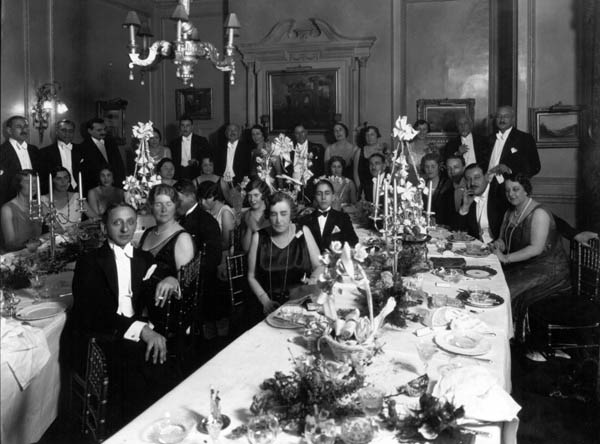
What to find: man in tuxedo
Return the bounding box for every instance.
[70,203,179,419]
[300,179,358,252]
[452,163,508,243]
[79,118,126,194]
[443,115,488,166]
[288,124,325,199]
[40,119,82,193]
[214,124,251,185]
[168,116,211,180]
[487,106,541,180]
[174,179,221,269]
[0,116,40,205]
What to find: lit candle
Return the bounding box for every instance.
[426,180,433,220]
[29,174,33,202]
[49,174,53,203]
[36,175,41,207]
[78,172,83,200]
[373,176,380,218]
[384,181,389,220]
[393,178,398,219]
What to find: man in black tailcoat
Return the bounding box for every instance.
[40,119,82,193]
[168,116,212,180]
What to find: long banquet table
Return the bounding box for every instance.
[0,271,73,444]
[104,242,519,444]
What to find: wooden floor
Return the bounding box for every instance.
[37,345,599,444]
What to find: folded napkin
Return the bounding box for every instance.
[1,319,51,390]
[432,366,521,423]
[429,307,491,334]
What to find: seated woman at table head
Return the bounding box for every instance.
[138,184,195,331]
[325,156,357,209]
[0,169,43,251]
[41,166,96,233]
[241,179,271,253]
[420,152,453,226]
[193,153,221,187]
[248,191,322,314]
[87,165,124,218]
[156,158,178,187]
[490,173,570,341]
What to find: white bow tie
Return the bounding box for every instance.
[227,142,236,150]
[59,142,72,151]
[182,135,192,142]
[474,196,485,204]
[496,132,506,141]
[15,142,27,151]
[113,243,134,259]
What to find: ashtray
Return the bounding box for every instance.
[198,414,231,434]
[143,411,196,444]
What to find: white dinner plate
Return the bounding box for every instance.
[14,301,65,321]
[435,331,491,356]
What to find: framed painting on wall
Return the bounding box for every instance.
[268,69,338,132]
[416,98,476,136]
[529,106,581,148]
[96,98,128,145]
[176,88,212,120]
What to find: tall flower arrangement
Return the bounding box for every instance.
[123,121,162,210]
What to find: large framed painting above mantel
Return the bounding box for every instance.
[268,69,338,132]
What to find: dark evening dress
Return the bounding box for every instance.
[255,226,312,304]
[139,229,192,334]
[499,204,571,340]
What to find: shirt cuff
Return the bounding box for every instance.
[123,320,150,342]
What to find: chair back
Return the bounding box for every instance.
[83,338,109,442]
[164,246,204,337]
[226,253,247,307]
[571,238,600,303]
[229,224,243,255]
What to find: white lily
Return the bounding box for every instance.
[392,115,419,141]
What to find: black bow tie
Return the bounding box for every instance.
[318,210,329,217]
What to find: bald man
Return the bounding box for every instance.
[486,106,540,181]
[443,114,488,167]
[214,123,251,185]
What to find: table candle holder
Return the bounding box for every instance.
[44,202,60,260]
[77,196,87,214]
[28,200,43,221]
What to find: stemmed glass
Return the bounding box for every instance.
[29,273,46,303]
[357,387,384,429]
[247,414,279,444]
[415,339,438,375]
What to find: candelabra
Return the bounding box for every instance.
[123,0,240,86]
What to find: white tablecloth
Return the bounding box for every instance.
[0,273,72,444]
[104,249,518,444]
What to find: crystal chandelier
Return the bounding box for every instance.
[123,0,240,86]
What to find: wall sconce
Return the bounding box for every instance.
[31,81,68,142]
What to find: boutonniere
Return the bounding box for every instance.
[143,264,157,281]
[510,147,518,154]
[332,226,341,234]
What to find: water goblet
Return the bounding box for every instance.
[29,273,46,303]
[415,339,438,375]
[358,386,384,429]
[247,414,279,444]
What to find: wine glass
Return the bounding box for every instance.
[415,339,438,375]
[29,273,46,303]
[247,414,279,444]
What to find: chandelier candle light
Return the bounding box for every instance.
[123,0,240,86]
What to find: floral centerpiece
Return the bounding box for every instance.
[122,121,162,210]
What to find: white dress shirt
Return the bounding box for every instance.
[461,133,477,166]
[9,138,32,170]
[317,206,331,235]
[58,140,77,188]
[488,127,512,184]
[109,241,146,341]
[92,137,108,161]
[181,135,192,167]
[225,140,238,179]
[474,185,493,243]
[293,141,308,181]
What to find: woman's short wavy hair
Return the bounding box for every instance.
[11,169,35,194]
[268,191,295,212]
[327,156,346,174]
[245,179,271,202]
[505,173,533,195]
[197,180,225,202]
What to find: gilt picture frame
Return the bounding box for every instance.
[268,69,338,132]
[176,88,212,120]
[96,98,128,145]
[529,106,581,148]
